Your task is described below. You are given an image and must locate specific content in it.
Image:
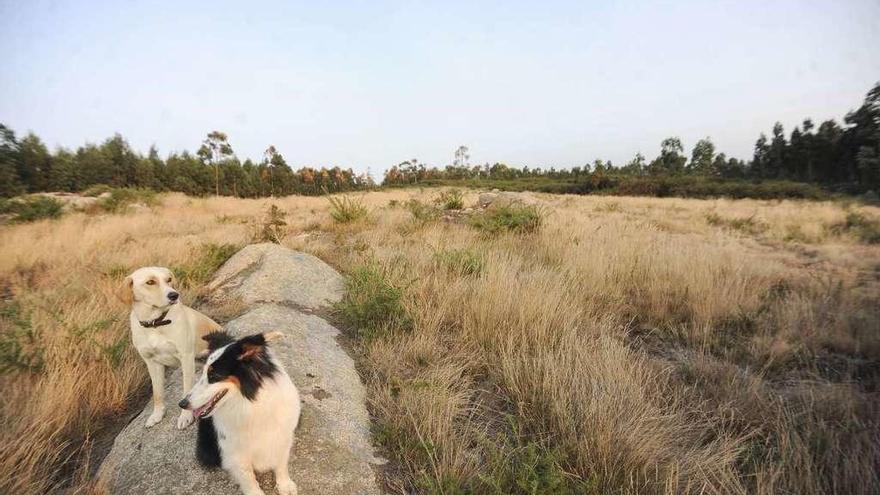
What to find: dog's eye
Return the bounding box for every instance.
[166,278,172,283]
[145,280,156,285]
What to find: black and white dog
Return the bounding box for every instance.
[179,331,300,495]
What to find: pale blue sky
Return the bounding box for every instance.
[1,0,878,175]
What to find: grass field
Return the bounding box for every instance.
[1,190,878,494]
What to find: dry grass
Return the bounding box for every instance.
[0,193,330,493]
[1,190,878,494]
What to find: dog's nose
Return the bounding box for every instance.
[168,291,179,302]
[178,398,190,409]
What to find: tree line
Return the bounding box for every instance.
[2,82,878,198]
[383,82,880,193]
[0,129,373,198]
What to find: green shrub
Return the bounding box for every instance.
[172,243,241,287]
[830,211,880,244]
[610,176,826,200]
[0,301,43,374]
[328,194,369,223]
[434,248,485,276]
[435,189,465,210]
[81,184,113,197]
[335,264,409,338]
[98,188,158,213]
[406,199,441,224]
[0,196,64,223]
[476,417,591,495]
[470,202,543,235]
[408,176,828,201]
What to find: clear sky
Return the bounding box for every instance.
[1,1,878,175]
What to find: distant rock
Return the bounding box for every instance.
[98,243,385,495]
[479,191,541,209]
[478,192,498,208]
[34,192,100,211]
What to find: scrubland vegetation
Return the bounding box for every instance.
[383,82,880,199]
[327,191,880,495]
[1,189,878,494]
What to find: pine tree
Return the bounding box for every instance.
[0,125,24,197]
[767,122,786,179]
[18,133,53,192]
[752,134,770,178]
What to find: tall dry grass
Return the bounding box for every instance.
[0,193,358,493]
[0,190,878,494]
[319,192,880,494]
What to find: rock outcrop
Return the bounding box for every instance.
[478,190,541,209]
[36,191,105,210]
[98,243,385,495]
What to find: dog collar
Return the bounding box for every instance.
[140,310,172,328]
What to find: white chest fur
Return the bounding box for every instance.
[215,371,301,472]
[131,317,182,367]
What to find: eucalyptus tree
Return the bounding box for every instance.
[197,131,233,196]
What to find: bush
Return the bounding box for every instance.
[606,176,826,200]
[370,388,583,495]
[0,301,43,374]
[435,189,465,210]
[252,204,287,243]
[418,175,829,201]
[81,184,113,197]
[406,199,441,224]
[470,202,544,235]
[476,417,590,495]
[335,264,409,338]
[172,243,241,287]
[0,196,64,223]
[830,211,880,244]
[705,212,769,235]
[328,194,369,223]
[434,248,485,276]
[98,188,158,213]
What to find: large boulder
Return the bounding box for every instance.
[206,243,344,310]
[98,244,385,495]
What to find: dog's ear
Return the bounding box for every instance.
[237,333,268,361]
[118,276,133,305]
[203,330,234,352]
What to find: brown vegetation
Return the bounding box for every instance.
[1,190,878,494]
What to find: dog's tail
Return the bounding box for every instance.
[194,312,222,354]
[196,417,222,468]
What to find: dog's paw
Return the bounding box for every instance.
[145,407,165,428]
[276,479,297,495]
[176,410,195,429]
